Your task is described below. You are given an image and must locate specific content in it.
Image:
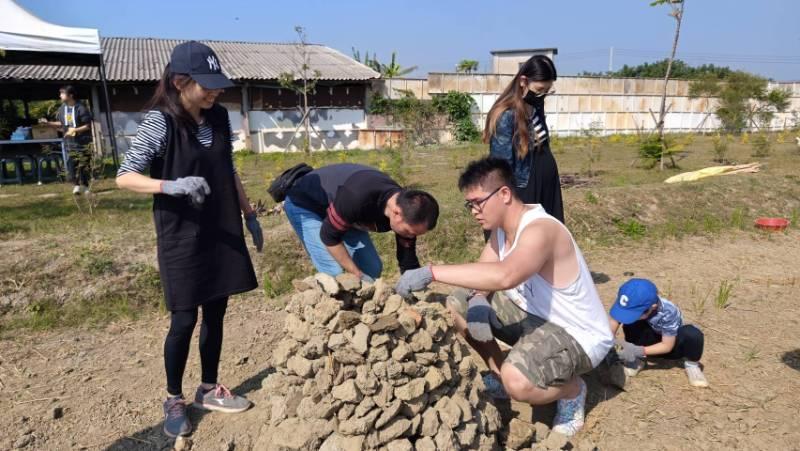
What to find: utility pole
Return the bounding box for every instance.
[608,46,614,73]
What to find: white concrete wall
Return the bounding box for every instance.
[385,75,800,136]
[249,108,366,152]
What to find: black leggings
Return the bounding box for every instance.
[164,298,228,396]
[623,320,704,362]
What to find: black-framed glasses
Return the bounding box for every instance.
[531,88,555,98]
[464,186,503,213]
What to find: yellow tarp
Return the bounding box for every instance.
[664,163,761,184]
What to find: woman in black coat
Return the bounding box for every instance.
[484,55,563,223]
[116,41,263,438]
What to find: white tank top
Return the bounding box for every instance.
[497,205,613,367]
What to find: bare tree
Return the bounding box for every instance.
[279,26,322,153]
[651,0,685,170]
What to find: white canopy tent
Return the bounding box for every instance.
[0,0,118,164]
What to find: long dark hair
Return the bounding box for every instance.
[483,55,557,159]
[145,65,222,133]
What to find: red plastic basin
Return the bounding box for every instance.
[755,217,790,231]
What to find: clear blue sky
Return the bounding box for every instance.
[18,0,800,80]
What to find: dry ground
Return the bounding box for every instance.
[1,135,799,450]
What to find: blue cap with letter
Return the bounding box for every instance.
[610,278,659,324]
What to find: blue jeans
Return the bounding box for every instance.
[284,196,383,279]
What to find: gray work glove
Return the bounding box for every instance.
[466,294,501,342]
[161,176,211,206]
[394,265,434,299]
[244,212,263,252]
[618,340,645,363]
[360,274,375,283]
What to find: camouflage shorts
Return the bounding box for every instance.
[448,289,593,389]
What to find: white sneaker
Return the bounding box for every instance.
[72,185,81,195]
[83,187,91,195]
[685,362,709,387]
[623,358,645,377]
[552,377,587,437]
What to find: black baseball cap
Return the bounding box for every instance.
[169,41,234,89]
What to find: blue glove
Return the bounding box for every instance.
[618,340,645,363]
[161,176,210,206]
[394,265,434,299]
[244,212,263,252]
[466,294,501,342]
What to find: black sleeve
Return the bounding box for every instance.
[396,234,420,273]
[319,185,360,247]
[78,103,93,125]
[56,105,65,126]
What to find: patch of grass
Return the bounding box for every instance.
[3,296,143,333]
[714,280,734,309]
[0,221,29,236]
[691,286,712,317]
[79,244,115,276]
[743,346,760,362]
[702,214,724,234]
[729,207,747,229]
[3,135,800,332]
[611,175,631,187]
[614,218,646,239]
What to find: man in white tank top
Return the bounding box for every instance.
[395,157,613,436]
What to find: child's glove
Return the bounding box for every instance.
[618,340,645,363]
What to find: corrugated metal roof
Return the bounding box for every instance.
[0,37,380,82]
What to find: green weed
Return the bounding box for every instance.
[715,280,734,309]
[614,218,647,239]
[743,346,760,362]
[729,207,746,229]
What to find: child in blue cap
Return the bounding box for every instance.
[608,278,709,387]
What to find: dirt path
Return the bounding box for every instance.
[1,231,799,450]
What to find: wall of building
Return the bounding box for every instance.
[104,83,375,154]
[391,75,800,136]
[249,108,366,152]
[491,50,557,74]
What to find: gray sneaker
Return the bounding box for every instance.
[194,384,251,413]
[163,396,192,437]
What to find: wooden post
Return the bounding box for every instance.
[241,83,253,150]
[90,85,104,156]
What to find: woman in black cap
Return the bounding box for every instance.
[116,41,262,438]
[483,55,563,223]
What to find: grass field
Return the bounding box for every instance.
[1,133,798,333]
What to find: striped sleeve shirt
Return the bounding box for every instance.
[117,110,237,176]
[530,107,549,143]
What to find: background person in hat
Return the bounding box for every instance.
[609,278,709,387]
[116,41,263,438]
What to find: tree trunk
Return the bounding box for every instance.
[657,1,684,170]
[303,78,311,154]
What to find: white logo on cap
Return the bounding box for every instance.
[619,294,629,307]
[207,55,220,72]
